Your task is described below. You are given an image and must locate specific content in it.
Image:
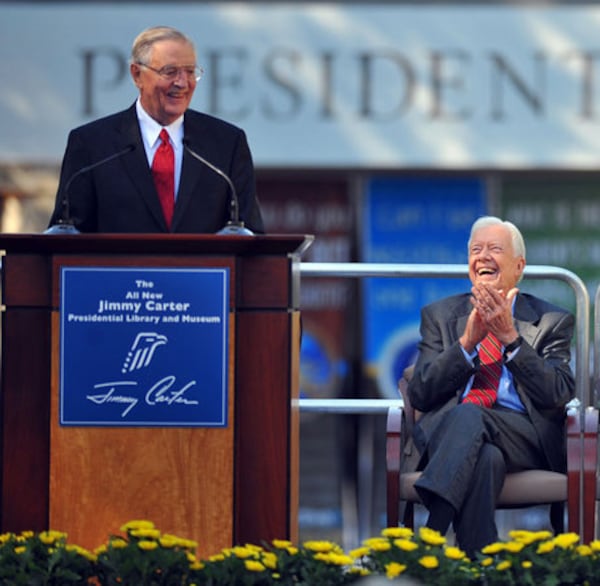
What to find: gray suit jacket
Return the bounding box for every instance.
[407,292,575,472]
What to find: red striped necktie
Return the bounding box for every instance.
[151,129,174,229]
[464,333,502,408]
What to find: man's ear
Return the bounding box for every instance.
[506,287,519,303]
[130,63,142,88]
[515,257,526,281]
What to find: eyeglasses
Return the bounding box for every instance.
[137,63,204,82]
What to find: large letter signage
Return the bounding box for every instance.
[59,267,229,427]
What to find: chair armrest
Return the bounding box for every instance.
[566,410,582,537]
[398,376,415,439]
[565,407,599,542]
[583,407,599,543]
[386,405,403,528]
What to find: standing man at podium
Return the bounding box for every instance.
[48,25,264,234]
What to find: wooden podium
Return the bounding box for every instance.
[0,233,311,556]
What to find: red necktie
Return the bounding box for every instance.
[152,129,174,229]
[464,333,502,408]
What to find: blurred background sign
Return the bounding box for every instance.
[361,177,486,398]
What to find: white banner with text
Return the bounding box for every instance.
[3,2,600,168]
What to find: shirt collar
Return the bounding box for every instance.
[135,98,184,150]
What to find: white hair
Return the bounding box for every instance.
[468,216,526,259]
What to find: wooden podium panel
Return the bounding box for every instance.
[0,234,309,554]
[48,315,236,555]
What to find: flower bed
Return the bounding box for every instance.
[0,520,598,585]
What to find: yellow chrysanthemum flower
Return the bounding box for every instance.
[131,528,161,540]
[272,539,293,549]
[66,544,97,561]
[39,530,66,545]
[521,560,533,569]
[349,546,370,559]
[382,527,414,539]
[180,538,199,550]
[537,541,555,554]
[386,562,407,579]
[0,533,13,545]
[362,537,389,548]
[419,527,446,546]
[286,546,299,555]
[315,552,354,566]
[244,559,266,572]
[508,529,552,544]
[577,545,593,557]
[445,546,466,560]
[481,542,506,555]
[504,541,525,553]
[158,535,179,549]
[303,540,336,553]
[553,533,580,549]
[393,538,419,552]
[261,552,278,569]
[419,555,439,569]
[14,546,26,555]
[370,541,392,552]
[109,537,128,549]
[480,557,494,567]
[496,560,512,571]
[590,540,600,552]
[137,540,158,551]
[120,520,155,532]
[508,530,534,541]
[231,546,256,559]
[208,553,225,562]
[94,544,108,555]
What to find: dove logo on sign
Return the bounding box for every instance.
[122,332,168,373]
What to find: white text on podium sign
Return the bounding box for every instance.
[59,267,229,427]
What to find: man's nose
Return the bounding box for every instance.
[172,70,190,86]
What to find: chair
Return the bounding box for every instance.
[386,366,595,542]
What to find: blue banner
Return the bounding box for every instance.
[361,177,487,398]
[59,267,229,426]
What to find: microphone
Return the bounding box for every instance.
[45,144,136,235]
[182,138,254,236]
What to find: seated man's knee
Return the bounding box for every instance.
[449,402,485,427]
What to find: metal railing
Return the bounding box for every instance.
[592,286,600,408]
[298,262,590,412]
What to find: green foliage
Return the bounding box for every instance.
[1,522,600,585]
[0,529,95,586]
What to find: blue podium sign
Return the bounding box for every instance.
[59,267,229,427]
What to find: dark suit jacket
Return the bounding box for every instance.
[407,292,575,473]
[49,104,264,234]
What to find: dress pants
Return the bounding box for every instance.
[413,402,547,556]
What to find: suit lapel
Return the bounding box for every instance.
[513,294,542,347]
[116,105,168,231]
[450,296,471,343]
[173,143,200,228]
[171,112,226,231]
